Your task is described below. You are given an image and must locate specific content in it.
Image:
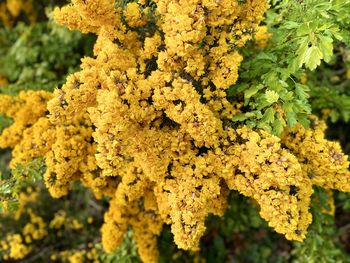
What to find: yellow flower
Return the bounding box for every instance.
[254,26,272,48]
[7,234,32,260]
[124,3,147,27]
[68,251,85,263]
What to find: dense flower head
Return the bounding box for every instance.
[282,117,350,192]
[0,1,350,263]
[0,91,52,149]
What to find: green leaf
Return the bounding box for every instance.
[265,90,279,104]
[296,37,309,68]
[262,107,275,123]
[244,84,264,100]
[318,35,333,62]
[282,102,294,112]
[286,111,297,127]
[232,113,248,122]
[297,113,310,128]
[272,118,284,136]
[255,52,277,62]
[330,110,340,122]
[295,83,310,100]
[305,46,323,70]
[284,21,300,30]
[297,23,310,36]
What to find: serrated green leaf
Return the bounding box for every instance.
[328,26,343,40]
[262,107,275,123]
[272,118,284,136]
[265,90,279,104]
[305,46,323,70]
[295,83,310,100]
[296,37,309,68]
[286,111,297,127]
[297,113,310,128]
[318,35,333,62]
[280,91,294,101]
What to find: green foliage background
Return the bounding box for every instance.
[0,0,350,262]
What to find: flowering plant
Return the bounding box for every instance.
[1,0,350,262]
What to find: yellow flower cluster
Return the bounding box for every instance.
[0,188,47,261]
[254,25,272,48]
[0,0,36,27]
[223,127,313,241]
[0,234,32,260]
[0,91,52,149]
[49,210,83,232]
[22,210,48,242]
[49,1,272,261]
[15,186,39,220]
[1,1,350,262]
[282,117,350,192]
[0,186,99,262]
[0,91,111,199]
[320,190,335,216]
[52,245,100,263]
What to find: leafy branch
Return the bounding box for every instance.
[0,158,45,213]
[230,0,350,135]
